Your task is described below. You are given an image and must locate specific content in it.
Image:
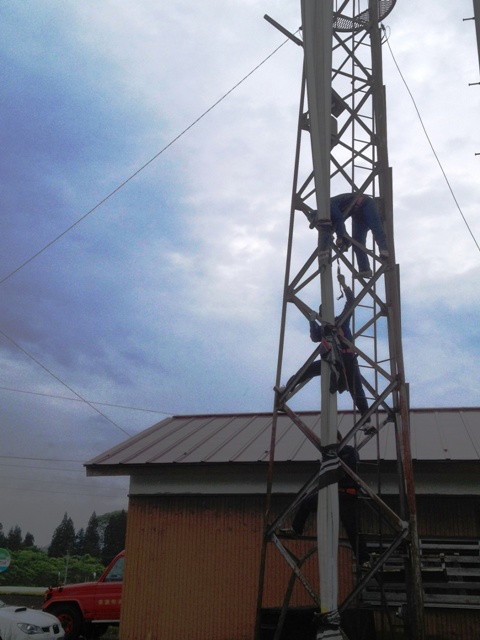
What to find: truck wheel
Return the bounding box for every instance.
[48,604,84,640]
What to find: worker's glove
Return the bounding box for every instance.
[336,236,351,252]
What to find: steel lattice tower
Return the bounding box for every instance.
[256,2,425,639]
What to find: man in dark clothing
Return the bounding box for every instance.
[299,193,389,277]
[285,280,369,420]
[280,433,370,566]
[331,193,389,277]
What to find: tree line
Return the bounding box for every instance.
[48,510,127,565]
[0,510,127,587]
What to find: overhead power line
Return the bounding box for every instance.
[0,37,292,442]
[0,455,85,463]
[0,483,126,499]
[0,329,132,437]
[0,37,291,287]
[0,462,86,473]
[0,385,173,415]
[0,473,113,489]
[383,25,480,253]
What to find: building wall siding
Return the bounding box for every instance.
[120,495,264,640]
[416,496,480,537]
[423,609,480,640]
[119,493,480,639]
[360,495,480,538]
[119,494,356,640]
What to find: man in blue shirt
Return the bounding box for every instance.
[331,193,388,277]
[299,193,389,277]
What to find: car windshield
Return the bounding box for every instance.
[104,556,124,582]
[0,600,7,608]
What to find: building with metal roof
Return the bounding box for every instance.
[86,408,480,467]
[84,408,480,640]
[86,407,480,496]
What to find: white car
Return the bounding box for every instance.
[0,600,64,640]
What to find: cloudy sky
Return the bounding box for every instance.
[0,0,479,548]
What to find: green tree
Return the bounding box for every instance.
[0,549,105,587]
[48,513,76,558]
[7,525,23,551]
[0,549,60,586]
[102,510,127,565]
[75,527,85,555]
[0,523,6,547]
[23,532,35,548]
[83,512,101,558]
[65,554,105,584]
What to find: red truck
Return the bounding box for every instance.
[43,551,124,640]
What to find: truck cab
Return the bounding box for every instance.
[43,551,124,640]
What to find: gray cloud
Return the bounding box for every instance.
[0,0,478,545]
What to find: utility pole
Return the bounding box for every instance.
[256,2,425,639]
[472,0,480,75]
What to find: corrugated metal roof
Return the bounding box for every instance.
[85,408,480,472]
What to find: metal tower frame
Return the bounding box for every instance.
[256,2,425,639]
